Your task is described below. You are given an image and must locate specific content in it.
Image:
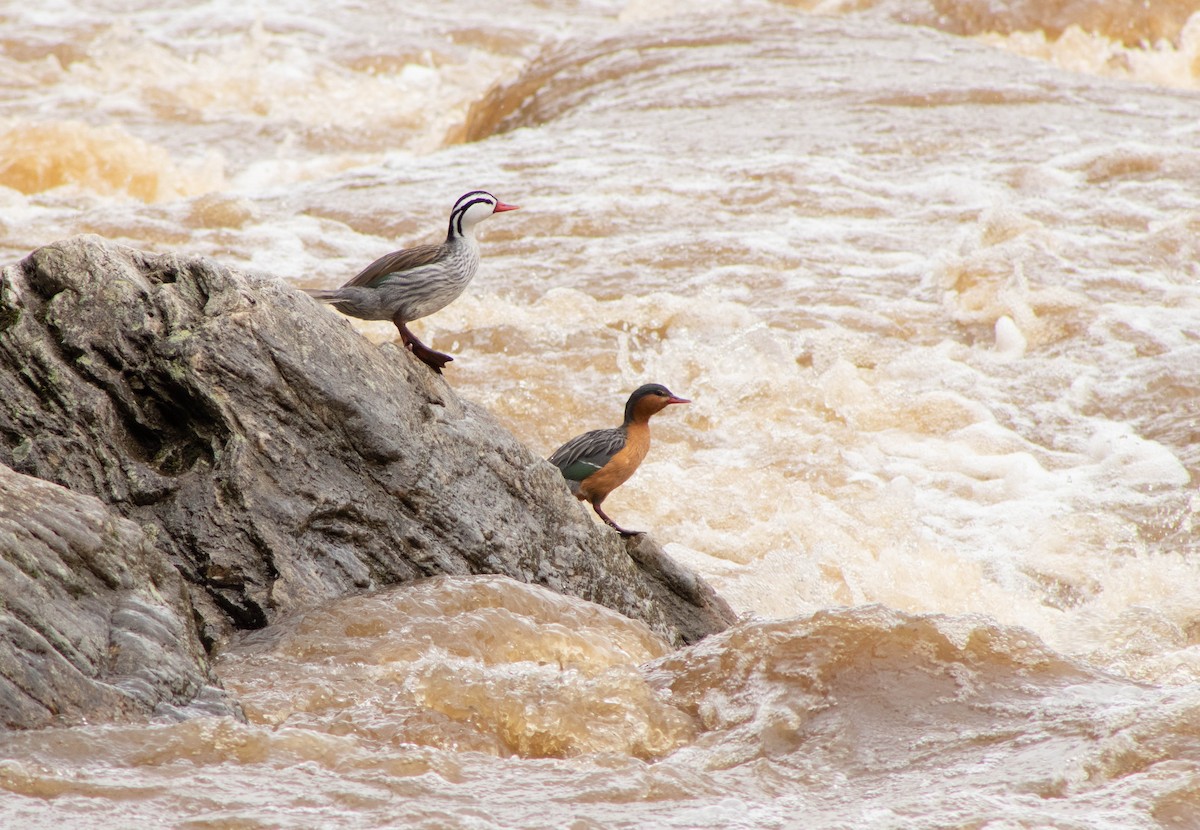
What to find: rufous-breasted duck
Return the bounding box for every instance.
[303,190,518,373]
[548,383,690,536]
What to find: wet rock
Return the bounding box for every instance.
[0,235,734,725]
[0,464,239,729]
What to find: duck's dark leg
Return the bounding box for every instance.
[393,314,454,374]
[592,502,642,537]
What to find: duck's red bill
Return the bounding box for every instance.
[493,201,520,212]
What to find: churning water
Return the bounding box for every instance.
[2,1,1199,827]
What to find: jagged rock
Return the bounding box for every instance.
[0,464,239,728]
[0,236,734,721]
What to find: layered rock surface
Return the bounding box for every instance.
[0,465,237,728]
[0,236,734,728]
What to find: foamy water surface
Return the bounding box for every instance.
[2,0,1199,827]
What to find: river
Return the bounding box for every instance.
[2,1,1198,827]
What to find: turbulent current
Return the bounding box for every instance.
[2,0,1199,827]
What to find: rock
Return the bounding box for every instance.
[0,464,239,729]
[0,236,734,692]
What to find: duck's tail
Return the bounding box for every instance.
[301,287,339,303]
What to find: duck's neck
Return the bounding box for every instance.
[446,223,478,246]
[624,411,653,429]
[623,398,648,427]
[447,196,488,243]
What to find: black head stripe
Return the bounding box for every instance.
[449,196,496,237]
[454,190,493,207]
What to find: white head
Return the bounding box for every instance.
[447,190,519,239]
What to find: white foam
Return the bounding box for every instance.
[993,315,1027,359]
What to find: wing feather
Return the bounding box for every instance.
[548,427,627,482]
[342,243,446,289]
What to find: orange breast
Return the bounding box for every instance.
[577,423,650,505]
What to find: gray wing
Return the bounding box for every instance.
[342,243,445,289]
[548,426,627,483]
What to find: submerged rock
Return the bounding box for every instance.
[0,235,733,728]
